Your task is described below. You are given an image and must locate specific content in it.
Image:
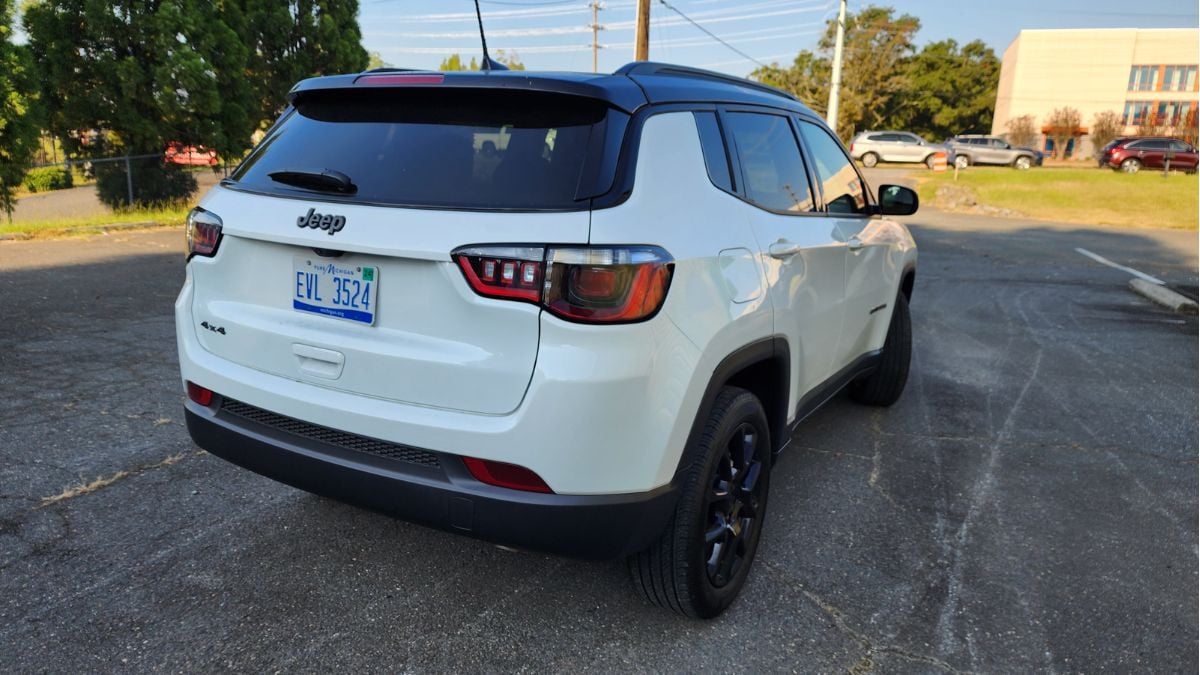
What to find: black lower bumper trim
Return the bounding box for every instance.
[185,402,677,560]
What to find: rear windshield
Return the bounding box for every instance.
[231,88,612,210]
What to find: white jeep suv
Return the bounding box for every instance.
[177,62,919,618]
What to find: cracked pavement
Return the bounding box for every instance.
[1,209,1196,672]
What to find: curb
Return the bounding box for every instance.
[1129,278,1199,315]
[0,221,176,242]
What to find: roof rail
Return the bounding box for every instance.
[614,62,796,102]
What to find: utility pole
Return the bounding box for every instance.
[634,0,650,61]
[591,1,600,73]
[826,0,847,132]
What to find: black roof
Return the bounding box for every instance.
[288,61,815,117]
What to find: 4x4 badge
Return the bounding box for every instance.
[297,208,346,235]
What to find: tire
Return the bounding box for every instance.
[1013,156,1032,170]
[954,155,970,169]
[628,387,771,619]
[861,152,879,168]
[850,292,912,407]
[1120,158,1142,174]
[924,154,937,169]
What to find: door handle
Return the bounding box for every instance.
[768,241,804,258]
[847,236,865,252]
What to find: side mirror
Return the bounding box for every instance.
[877,184,918,216]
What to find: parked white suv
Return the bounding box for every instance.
[177,62,919,618]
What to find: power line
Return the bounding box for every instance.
[656,0,771,68]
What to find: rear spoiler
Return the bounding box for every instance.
[287,71,648,114]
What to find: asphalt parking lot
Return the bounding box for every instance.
[1,208,1196,671]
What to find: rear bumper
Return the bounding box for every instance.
[185,398,678,560]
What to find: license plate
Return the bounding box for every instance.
[293,257,379,325]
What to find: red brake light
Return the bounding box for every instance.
[452,245,674,324]
[355,73,445,86]
[186,381,214,406]
[462,457,553,493]
[186,208,222,258]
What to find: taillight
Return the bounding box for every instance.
[454,246,544,303]
[186,207,222,258]
[452,245,674,324]
[462,457,553,493]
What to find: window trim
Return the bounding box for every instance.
[716,106,825,218]
[792,115,875,219]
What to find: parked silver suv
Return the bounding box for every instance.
[945,135,1037,170]
[849,130,938,168]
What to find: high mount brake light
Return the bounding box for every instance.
[355,73,445,86]
[452,245,674,324]
[186,208,223,258]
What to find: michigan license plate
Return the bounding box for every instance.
[293,257,379,325]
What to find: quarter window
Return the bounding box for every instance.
[693,111,734,193]
[724,112,814,213]
[797,120,869,216]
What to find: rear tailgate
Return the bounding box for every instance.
[187,84,623,415]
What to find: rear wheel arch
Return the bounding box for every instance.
[676,338,790,481]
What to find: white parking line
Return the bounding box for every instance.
[1075,248,1166,285]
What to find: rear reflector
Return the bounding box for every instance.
[186,381,214,406]
[355,73,445,86]
[462,457,553,493]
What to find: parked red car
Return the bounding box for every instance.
[1100,137,1197,173]
[165,143,219,166]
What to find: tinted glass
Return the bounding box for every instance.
[899,134,921,144]
[879,133,902,142]
[866,133,888,141]
[797,121,869,216]
[694,111,733,192]
[1170,140,1191,152]
[1138,140,1169,150]
[232,89,608,210]
[724,112,813,213]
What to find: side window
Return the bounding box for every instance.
[724,112,814,213]
[1170,140,1191,152]
[693,111,734,193]
[797,120,869,216]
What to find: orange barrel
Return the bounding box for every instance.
[931,151,948,173]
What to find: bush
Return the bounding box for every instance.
[95,159,197,210]
[23,166,74,193]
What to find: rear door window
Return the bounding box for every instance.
[797,121,869,216]
[724,112,814,213]
[231,89,613,210]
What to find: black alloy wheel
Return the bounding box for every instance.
[703,422,765,588]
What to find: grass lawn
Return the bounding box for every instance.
[917,167,1199,230]
[0,206,189,238]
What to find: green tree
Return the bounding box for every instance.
[895,39,998,141]
[239,1,369,126]
[366,51,391,70]
[752,6,920,140]
[0,0,40,217]
[24,0,257,208]
[438,50,525,72]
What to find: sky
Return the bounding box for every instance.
[359,0,1200,76]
